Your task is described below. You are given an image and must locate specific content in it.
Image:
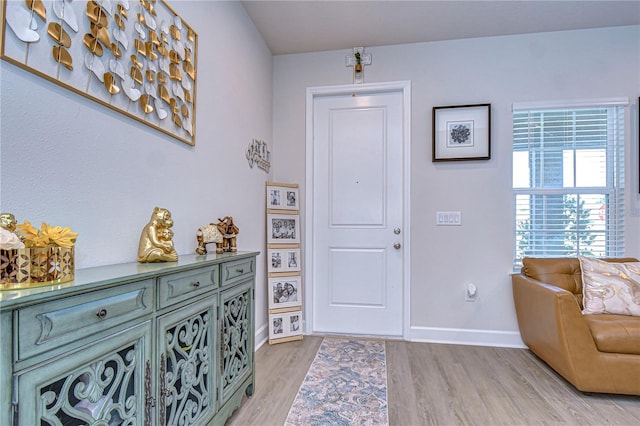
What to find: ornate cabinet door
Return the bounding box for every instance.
[156,296,217,425]
[15,321,152,426]
[219,281,254,405]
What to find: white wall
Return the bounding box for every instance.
[273,26,640,346]
[0,1,273,342]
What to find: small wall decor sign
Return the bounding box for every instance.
[433,104,491,161]
[246,138,270,172]
[1,0,198,146]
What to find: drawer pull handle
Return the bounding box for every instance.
[236,268,244,274]
[96,308,108,319]
[193,281,200,288]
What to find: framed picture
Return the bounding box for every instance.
[1,0,197,146]
[432,104,491,161]
[266,184,299,211]
[267,214,300,244]
[268,275,302,310]
[268,247,301,273]
[268,311,302,339]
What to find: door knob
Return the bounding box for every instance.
[393,243,401,249]
[394,227,401,235]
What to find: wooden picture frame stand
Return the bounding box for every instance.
[266,182,303,344]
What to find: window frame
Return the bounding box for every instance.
[512,99,627,269]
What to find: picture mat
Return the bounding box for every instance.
[268,311,302,339]
[268,275,302,310]
[266,185,299,211]
[267,247,301,273]
[267,213,300,244]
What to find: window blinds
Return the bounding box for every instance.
[512,102,625,268]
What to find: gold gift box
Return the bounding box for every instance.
[0,246,75,290]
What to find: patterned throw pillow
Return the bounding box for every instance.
[579,256,640,316]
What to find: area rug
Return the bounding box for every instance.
[285,338,389,426]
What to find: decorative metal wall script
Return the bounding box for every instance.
[1,0,198,146]
[246,138,270,172]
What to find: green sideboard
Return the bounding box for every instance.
[0,251,258,426]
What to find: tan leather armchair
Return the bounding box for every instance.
[512,257,640,395]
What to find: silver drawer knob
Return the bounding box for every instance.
[96,308,108,319]
[192,281,200,288]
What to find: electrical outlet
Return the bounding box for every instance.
[465,283,477,302]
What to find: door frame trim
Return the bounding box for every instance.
[304,81,412,340]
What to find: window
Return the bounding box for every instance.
[512,99,626,269]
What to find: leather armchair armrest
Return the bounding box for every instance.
[512,273,597,383]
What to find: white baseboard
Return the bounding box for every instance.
[410,326,526,348]
[255,324,526,349]
[254,323,269,350]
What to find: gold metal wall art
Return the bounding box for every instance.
[1,0,198,146]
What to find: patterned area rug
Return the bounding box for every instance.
[285,338,389,426]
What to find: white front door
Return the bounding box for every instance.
[308,84,408,337]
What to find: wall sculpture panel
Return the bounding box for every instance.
[1,0,197,145]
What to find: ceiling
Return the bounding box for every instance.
[241,1,640,55]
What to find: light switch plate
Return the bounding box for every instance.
[436,211,461,226]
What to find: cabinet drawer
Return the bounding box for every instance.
[158,265,219,308]
[221,257,255,287]
[17,279,153,361]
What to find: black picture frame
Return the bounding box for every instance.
[432,104,491,161]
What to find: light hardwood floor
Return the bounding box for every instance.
[224,336,640,426]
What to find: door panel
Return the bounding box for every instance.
[329,248,385,306]
[312,89,404,336]
[330,108,386,226]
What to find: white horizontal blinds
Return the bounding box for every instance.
[513,104,625,268]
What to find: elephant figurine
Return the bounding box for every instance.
[196,216,239,255]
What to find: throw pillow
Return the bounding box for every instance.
[579,256,640,316]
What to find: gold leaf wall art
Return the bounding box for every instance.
[1,0,198,146]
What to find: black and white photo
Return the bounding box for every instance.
[288,251,298,268]
[286,190,297,207]
[289,312,301,334]
[271,251,282,269]
[271,315,284,335]
[269,189,281,207]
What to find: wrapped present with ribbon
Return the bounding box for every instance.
[0,215,77,290]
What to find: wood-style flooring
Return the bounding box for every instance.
[224,336,640,426]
